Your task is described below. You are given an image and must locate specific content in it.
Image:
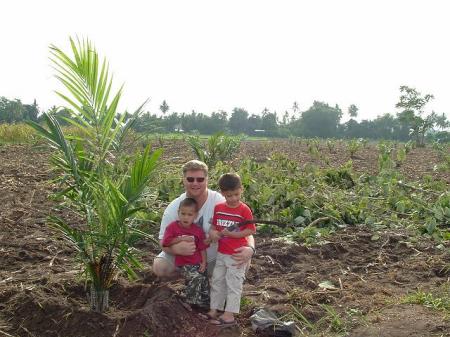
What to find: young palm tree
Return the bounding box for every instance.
[29,37,162,312]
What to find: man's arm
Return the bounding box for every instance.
[163,235,194,247]
[222,227,256,239]
[231,205,255,267]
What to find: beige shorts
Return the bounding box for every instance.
[156,251,216,277]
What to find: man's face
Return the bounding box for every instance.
[183,169,208,199]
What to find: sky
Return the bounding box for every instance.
[1,0,449,122]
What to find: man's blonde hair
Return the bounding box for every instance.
[182,160,208,176]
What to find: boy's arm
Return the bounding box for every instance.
[199,249,207,272]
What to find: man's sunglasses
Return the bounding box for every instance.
[186,177,206,183]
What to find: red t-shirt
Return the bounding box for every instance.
[212,202,255,255]
[162,221,208,267]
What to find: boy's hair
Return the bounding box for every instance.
[218,173,242,191]
[182,160,208,176]
[179,197,198,210]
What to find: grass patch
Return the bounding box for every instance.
[286,304,358,337]
[0,123,37,143]
[401,286,450,318]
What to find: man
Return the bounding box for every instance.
[152,160,255,278]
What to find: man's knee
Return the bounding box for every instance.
[152,257,175,277]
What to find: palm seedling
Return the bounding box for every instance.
[28,37,162,312]
[186,132,242,168]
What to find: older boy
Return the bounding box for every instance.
[207,173,256,326]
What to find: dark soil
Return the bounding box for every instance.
[0,142,449,337]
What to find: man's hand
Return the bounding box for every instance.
[180,235,195,242]
[231,246,254,268]
[171,240,196,256]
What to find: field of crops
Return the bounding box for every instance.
[1,138,449,337]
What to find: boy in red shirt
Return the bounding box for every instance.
[162,198,209,307]
[206,173,256,326]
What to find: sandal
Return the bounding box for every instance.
[209,317,237,327]
[198,312,216,320]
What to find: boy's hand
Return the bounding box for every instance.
[208,230,221,242]
[199,262,206,273]
[222,229,231,237]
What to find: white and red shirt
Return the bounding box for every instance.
[212,202,255,255]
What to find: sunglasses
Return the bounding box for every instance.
[186,177,206,183]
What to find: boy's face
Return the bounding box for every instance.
[178,205,197,228]
[221,187,243,208]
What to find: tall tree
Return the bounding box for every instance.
[294,101,342,138]
[395,85,438,146]
[23,99,39,121]
[228,107,249,134]
[0,97,24,123]
[348,104,358,119]
[159,100,169,115]
[261,108,278,136]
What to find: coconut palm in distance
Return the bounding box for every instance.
[28,37,162,312]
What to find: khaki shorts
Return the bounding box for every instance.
[156,251,216,277]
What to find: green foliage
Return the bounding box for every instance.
[402,287,450,316]
[326,139,337,153]
[0,123,37,143]
[155,140,448,248]
[28,37,162,303]
[395,146,407,166]
[347,139,362,158]
[292,101,343,138]
[377,141,396,173]
[307,138,321,160]
[288,303,351,335]
[240,296,253,311]
[291,226,334,245]
[396,85,440,147]
[324,164,355,189]
[186,132,242,168]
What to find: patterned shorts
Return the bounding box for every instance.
[179,264,210,307]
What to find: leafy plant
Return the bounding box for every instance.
[347,138,362,158]
[28,37,162,312]
[378,141,396,173]
[326,139,337,153]
[186,131,242,168]
[395,146,407,166]
[402,288,450,316]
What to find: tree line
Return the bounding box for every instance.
[1,86,449,144]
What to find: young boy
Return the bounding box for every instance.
[206,173,256,326]
[161,198,210,308]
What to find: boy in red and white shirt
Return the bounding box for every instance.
[206,173,256,327]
